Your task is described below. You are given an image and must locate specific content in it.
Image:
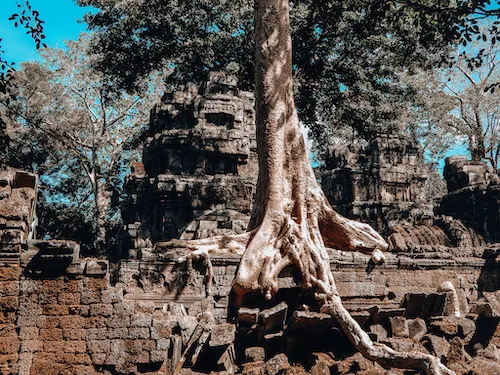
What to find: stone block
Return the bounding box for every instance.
[369,324,388,341]
[157,338,170,351]
[86,328,109,341]
[108,314,130,328]
[87,340,111,353]
[130,313,152,327]
[101,289,123,304]
[38,328,62,341]
[18,327,38,340]
[265,353,290,375]
[107,328,128,339]
[84,260,108,277]
[59,315,85,329]
[80,291,100,305]
[390,316,409,338]
[113,302,134,315]
[286,311,335,334]
[90,303,113,317]
[429,316,475,338]
[43,340,67,353]
[259,302,287,333]
[151,326,171,339]
[447,337,465,364]
[408,318,427,341]
[245,347,265,362]
[134,301,155,314]
[62,329,86,341]
[85,316,108,328]
[20,340,42,353]
[58,293,81,305]
[422,334,450,360]
[68,305,90,317]
[36,315,60,329]
[209,323,236,347]
[42,304,69,316]
[128,327,150,339]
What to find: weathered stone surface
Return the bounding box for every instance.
[286,311,334,334]
[209,323,236,347]
[245,347,265,363]
[408,318,427,341]
[389,316,409,338]
[422,334,450,360]
[259,302,288,333]
[238,307,260,325]
[122,72,257,251]
[369,324,388,341]
[265,353,290,375]
[321,133,432,234]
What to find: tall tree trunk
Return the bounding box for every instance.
[94,179,109,253]
[160,1,455,373]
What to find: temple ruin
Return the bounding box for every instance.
[1,75,500,375]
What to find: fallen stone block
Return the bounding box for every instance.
[369,324,388,341]
[209,323,236,347]
[265,353,290,375]
[238,307,260,325]
[390,316,409,338]
[259,302,287,333]
[408,318,427,341]
[245,347,265,363]
[286,311,334,335]
[429,316,475,339]
[422,334,450,360]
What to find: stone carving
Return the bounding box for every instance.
[0,168,37,263]
[122,72,257,257]
[321,133,433,234]
[439,156,500,243]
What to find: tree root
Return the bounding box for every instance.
[156,201,454,375]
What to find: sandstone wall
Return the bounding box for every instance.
[2,243,500,374]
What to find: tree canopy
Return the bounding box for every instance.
[77,0,500,154]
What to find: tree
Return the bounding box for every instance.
[404,21,500,170]
[444,42,500,168]
[77,0,500,157]
[2,34,162,254]
[162,1,455,373]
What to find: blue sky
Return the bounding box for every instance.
[0,0,94,64]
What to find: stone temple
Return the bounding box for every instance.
[122,72,257,257]
[1,74,500,375]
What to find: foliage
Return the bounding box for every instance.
[1,0,46,96]
[1,34,162,255]
[405,21,500,169]
[77,0,500,158]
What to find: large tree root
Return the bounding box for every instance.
[157,199,455,375]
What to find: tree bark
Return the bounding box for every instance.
[159,1,456,374]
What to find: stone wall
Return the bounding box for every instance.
[3,237,500,374]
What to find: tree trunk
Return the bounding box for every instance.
[160,1,456,373]
[94,179,109,253]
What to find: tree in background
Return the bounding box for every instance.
[405,20,500,170]
[76,0,500,159]
[2,34,162,255]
